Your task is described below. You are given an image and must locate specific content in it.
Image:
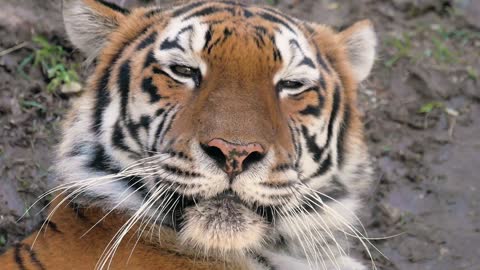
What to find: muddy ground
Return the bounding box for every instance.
[0,0,479,269]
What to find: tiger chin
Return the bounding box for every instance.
[0,0,377,269]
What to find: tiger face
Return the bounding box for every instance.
[59,0,376,267]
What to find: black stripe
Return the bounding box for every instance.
[206,37,222,54]
[301,125,323,162]
[299,88,323,116]
[336,105,350,168]
[252,253,275,270]
[119,61,131,119]
[160,38,185,52]
[253,26,267,47]
[257,12,296,34]
[140,115,151,130]
[70,202,89,221]
[14,244,47,270]
[142,77,162,103]
[122,175,150,199]
[161,164,202,178]
[172,1,206,17]
[111,120,140,156]
[183,6,235,21]
[272,163,294,172]
[326,84,341,146]
[262,6,297,25]
[87,144,119,173]
[14,244,26,270]
[95,0,129,15]
[299,105,320,116]
[151,107,174,151]
[159,109,177,145]
[269,35,282,62]
[316,51,331,73]
[299,56,315,68]
[319,74,326,90]
[289,122,302,169]
[223,27,233,41]
[45,220,62,233]
[243,8,253,18]
[92,72,111,133]
[24,244,46,270]
[144,50,157,68]
[166,149,194,161]
[260,181,296,188]
[118,61,143,148]
[311,154,332,178]
[144,7,163,18]
[212,0,247,7]
[203,26,213,50]
[112,120,127,151]
[137,32,158,51]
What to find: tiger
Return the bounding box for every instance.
[0,0,377,269]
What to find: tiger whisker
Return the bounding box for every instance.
[127,181,179,264]
[288,187,343,270]
[275,199,316,268]
[96,182,169,270]
[297,185,381,270]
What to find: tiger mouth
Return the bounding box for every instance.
[164,189,274,231]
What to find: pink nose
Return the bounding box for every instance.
[204,138,265,178]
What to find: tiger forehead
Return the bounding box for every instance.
[160,1,299,29]
[203,21,281,56]
[154,1,305,44]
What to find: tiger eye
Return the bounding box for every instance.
[171,65,195,77]
[278,80,304,89]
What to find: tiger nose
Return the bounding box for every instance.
[202,138,266,178]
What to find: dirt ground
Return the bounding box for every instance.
[0,0,479,269]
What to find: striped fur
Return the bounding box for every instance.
[1,1,376,269]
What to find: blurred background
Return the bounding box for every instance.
[0,0,479,269]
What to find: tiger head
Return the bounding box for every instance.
[59,0,376,262]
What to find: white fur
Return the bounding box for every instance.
[63,0,121,62]
[343,26,377,82]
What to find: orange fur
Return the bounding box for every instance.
[0,198,245,269]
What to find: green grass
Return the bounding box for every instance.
[419,101,444,114]
[19,100,46,112]
[18,36,79,93]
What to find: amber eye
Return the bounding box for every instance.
[171,65,196,77]
[278,80,304,89]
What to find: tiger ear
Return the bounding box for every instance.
[338,20,377,82]
[63,0,129,59]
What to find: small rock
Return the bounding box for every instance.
[445,107,459,117]
[60,82,83,94]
